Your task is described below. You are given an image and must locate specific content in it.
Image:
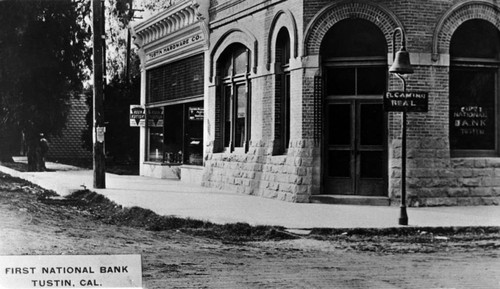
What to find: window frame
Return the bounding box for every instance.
[449,20,500,157]
[323,56,387,99]
[275,28,292,154]
[450,58,500,157]
[220,47,251,153]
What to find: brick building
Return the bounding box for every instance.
[46,96,92,162]
[134,0,500,206]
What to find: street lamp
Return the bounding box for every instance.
[389,27,413,225]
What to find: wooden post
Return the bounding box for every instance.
[92,0,106,188]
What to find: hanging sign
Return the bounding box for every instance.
[188,107,204,121]
[147,107,164,127]
[384,91,428,112]
[130,105,146,127]
[96,127,105,143]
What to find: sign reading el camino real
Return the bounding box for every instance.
[384,91,429,112]
[146,34,203,61]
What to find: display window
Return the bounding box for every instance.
[146,101,204,165]
[449,19,500,157]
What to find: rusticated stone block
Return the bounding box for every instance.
[424,197,458,206]
[474,159,488,168]
[485,158,500,168]
[408,168,437,178]
[472,169,494,177]
[435,150,449,159]
[412,188,448,198]
[296,194,310,203]
[447,188,470,197]
[469,188,493,197]
[481,177,500,187]
[261,189,278,199]
[451,158,475,168]
[479,197,499,205]
[459,178,480,187]
[452,168,473,178]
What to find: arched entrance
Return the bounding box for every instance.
[321,18,388,196]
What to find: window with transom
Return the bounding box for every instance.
[218,44,251,152]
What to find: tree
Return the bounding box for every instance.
[0,0,92,170]
[80,0,176,166]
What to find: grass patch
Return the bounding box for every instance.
[62,190,296,242]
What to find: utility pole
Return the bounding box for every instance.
[92,0,106,188]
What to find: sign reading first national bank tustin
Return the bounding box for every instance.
[0,254,142,289]
[384,91,429,112]
[146,34,203,61]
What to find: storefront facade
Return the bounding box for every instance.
[132,1,209,181]
[136,0,500,206]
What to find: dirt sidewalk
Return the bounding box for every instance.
[1,172,500,288]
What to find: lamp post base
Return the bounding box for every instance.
[399,206,408,225]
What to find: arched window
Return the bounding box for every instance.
[218,44,251,152]
[449,20,500,157]
[275,27,291,154]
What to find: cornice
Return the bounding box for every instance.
[132,0,209,49]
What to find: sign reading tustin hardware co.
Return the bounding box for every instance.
[384,91,428,112]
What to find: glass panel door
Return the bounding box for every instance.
[357,101,385,196]
[325,100,386,196]
[326,102,354,194]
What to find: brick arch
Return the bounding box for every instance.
[304,0,403,56]
[432,1,500,59]
[267,9,298,69]
[209,28,258,81]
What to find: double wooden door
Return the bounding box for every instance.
[325,98,386,196]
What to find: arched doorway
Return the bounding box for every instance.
[321,18,388,196]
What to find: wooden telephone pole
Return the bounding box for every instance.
[92,0,106,188]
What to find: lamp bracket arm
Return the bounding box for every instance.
[392,27,407,60]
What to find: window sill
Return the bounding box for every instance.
[143,161,182,166]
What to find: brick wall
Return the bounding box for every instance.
[46,96,92,161]
[202,0,500,206]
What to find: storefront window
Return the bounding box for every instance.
[145,54,204,165]
[148,127,163,162]
[146,101,204,165]
[450,20,500,156]
[163,105,183,163]
[185,104,204,165]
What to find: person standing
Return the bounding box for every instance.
[39,133,49,171]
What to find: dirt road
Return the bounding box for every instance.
[1,172,499,288]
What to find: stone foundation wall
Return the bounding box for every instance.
[202,139,319,203]
[389,137,500,206]
[202,0,500,206]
